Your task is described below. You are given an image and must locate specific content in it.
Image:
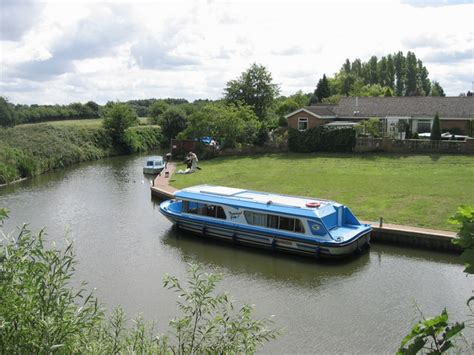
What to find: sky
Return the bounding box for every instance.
[0,0,473,105]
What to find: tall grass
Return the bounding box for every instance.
[0,124,162,184]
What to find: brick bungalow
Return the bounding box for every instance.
[285,97,474,137]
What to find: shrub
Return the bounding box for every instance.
[431,112,441,140]
[0,217,279,353]
[288,126,356,153]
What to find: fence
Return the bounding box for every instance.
[355,137,474,154]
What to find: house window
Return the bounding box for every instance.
[417,120,432,133]
[298,117,308,131]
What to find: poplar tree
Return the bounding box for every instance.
[405,52,418,96]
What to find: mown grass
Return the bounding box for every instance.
[171,153,474,231]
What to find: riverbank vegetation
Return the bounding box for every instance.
[398,205,473,354]
[0,107,162,184]
[0,211,278,353]
[171,153,474,231]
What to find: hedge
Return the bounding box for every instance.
[288,127,356,153]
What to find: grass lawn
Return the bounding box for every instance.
[170,153,474,231]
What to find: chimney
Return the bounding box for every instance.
[354,96,359,116]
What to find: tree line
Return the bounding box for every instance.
[310,51,446,104]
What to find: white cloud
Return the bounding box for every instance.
[1,0,473,104]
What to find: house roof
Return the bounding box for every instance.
[285,106,336,119]
[332,97,474,119]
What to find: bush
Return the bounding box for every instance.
[123,126,162,153]
[0,217,279,353]
[288,127,356,152]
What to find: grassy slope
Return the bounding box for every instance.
[0,120,160,184]
[171,153,474,231]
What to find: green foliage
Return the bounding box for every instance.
[324,52,441,98]
[431,81,445,97]
[0,96,16,127]
[313,74,331,102]
[123,126,163,153]
[450,205,474,275]
[0,225,104,353]
[180,102,260,149]
[149,99,170,124]
[355,118,381,137]
[431,112,441,140]
[288,127,356,153]
[0,218,278,354]
[0,124,161,184]
[162,263,279,354]
[397,309,464,354]
[224,63,280,121]
[160,106,188,144]
[102,103,139,148]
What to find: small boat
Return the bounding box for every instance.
[143,156,165,175]
[160,185,372,258]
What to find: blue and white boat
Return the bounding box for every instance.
[159,185,372,258]
[143,156,165,175]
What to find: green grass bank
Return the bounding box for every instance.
[0,122,162,184]
[171,153,474,231]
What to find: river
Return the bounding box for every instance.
[1,153,472,354]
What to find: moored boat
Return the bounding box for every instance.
[159,185,371,258]
[143,156,165,175]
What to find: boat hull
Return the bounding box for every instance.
[160,203,370,258]
[143,167,164,175]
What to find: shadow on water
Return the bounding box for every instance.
[159,224,463,288]
[160,228,372,288]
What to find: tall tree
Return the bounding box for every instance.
[417,61,431,96]
[386,54,395,90]
[102,103,138,146]
[315,74,331,102]
[431,81,445,96]
[342,59,351,74]
[224,63,280,121]
[368,56,378,84]
[405,51,418,96]
[377,56,389,87]
[160,106,188,144]
[351,58,362,76]
[394,51,406,96]
[149,100,170,124]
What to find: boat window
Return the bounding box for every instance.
[244,210,305,234]
[147,161,154,166]
[216,206,226,219]
[279,216,295,231]
[244,211,266,226]
[267,214,279,229]
[182,200,226,219]
[295,219,305,233]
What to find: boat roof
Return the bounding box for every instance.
[145,156,163,161]
[174,185,342,219]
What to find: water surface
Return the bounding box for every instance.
[1,153,471,354]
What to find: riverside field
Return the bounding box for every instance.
[171,153,474,231]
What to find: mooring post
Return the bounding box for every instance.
[379,216,384,228]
